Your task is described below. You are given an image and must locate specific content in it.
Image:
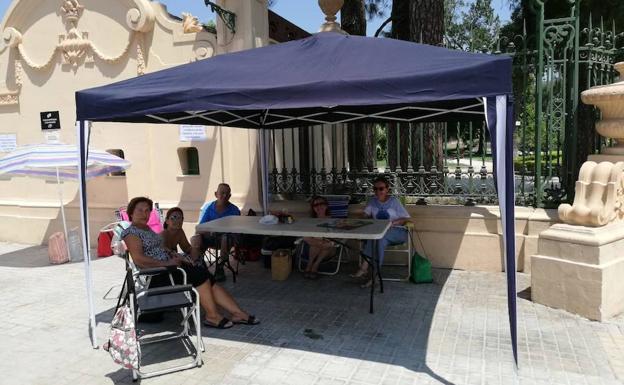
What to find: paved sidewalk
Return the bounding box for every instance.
[0,242,622,385]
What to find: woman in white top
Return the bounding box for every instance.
[352,176,410,286]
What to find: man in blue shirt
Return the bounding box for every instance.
[197,183,240,281]
[198,183,241,224]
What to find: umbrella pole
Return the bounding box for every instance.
[56,167,71,262]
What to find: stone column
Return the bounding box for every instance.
[531,62,624,321]
[215,0,268,53]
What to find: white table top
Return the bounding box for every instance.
[195,216,391,240]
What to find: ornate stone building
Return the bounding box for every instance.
[0,0,283,244]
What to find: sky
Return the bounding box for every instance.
[0,0,512,36]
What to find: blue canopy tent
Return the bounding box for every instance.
[75,32,517,365]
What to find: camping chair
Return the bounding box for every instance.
[115,203,164,234]
[296,195,350,275]
[196,202,240,282]
[381,222,413,281]
[110,222,204,380]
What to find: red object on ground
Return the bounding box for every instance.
[97,231,114,258]
[235,246,261,262]
[48,232,69,264]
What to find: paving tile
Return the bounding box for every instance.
[1,243,623,385]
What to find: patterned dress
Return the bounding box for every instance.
[121,225,213,286]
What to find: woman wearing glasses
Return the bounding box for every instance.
[351,177,410,287]
[302,196,336,279]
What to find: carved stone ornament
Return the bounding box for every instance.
[182,12,203,34]
[61,0,84,26]
[558,62,624,226]
[318,0,347,34]
[558,161,624,226]
[3,0,155,71]
[581,62,624,155]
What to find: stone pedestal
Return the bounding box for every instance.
[531,222,624,321]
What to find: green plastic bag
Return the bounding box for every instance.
[409,251,433,284]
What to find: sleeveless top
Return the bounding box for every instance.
[121,225,170,262]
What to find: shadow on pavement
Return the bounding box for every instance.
[97,263,455,385]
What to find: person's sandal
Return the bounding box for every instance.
[233,315,260,325]
[349,268,368,279]
[203,317,233,329]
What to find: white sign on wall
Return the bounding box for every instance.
[179,125,207,142]
[0,134,17,152]
[44,131,61,144]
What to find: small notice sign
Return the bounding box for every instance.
[0,133,17,152]
[179,125,207,142]
[40,111,61,130]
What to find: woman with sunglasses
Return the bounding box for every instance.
[302,196,336,279]
[122,198,259,329]
[352,177,410,287]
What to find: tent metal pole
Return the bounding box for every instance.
[56,167,71,261]
[259,110,270,214]
[259,130,269,214]
[77,120,98,349]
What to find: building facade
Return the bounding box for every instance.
[0,0,273,244]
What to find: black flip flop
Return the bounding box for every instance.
[203,317,233,329]
[233,315,260,326]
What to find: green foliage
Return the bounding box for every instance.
[203,20,217,34]
[513,150,562,174]
[445,0,501,51]
[374,124,387,161]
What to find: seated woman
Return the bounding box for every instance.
[302,196,336,280]
[352,176,411,287]
[122,197,259,329]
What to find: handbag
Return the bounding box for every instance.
[103,271,140,369]
[408,229,433,284]
[97,231,113,258]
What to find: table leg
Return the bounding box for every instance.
[225,234,237,283]
[369,239,376,314]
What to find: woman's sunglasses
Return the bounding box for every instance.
[168,214,184,221]
[373,186,387,192]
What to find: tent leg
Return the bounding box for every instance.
[77,120,98,349]
[485,96,518,368]
[259,129,269,214]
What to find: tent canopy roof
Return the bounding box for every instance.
[75,32,512,128]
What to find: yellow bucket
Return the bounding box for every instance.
[271,249,292,281]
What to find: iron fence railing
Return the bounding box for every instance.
[268,0,623,207]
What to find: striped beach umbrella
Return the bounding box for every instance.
[0,143,130,180]
[0,143,131,260]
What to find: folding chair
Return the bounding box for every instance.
[296,195,350,275]
[115,203,164,234]
[381,222,413,281]
[111,222,204,380]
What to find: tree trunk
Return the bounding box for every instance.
[341,0,374,171]
[409,0,445,171]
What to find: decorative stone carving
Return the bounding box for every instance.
[61,0,84,26]
[2,27,22,48]
[318,0,347,34]
[558,161,624,226]
[182,13,203,34]
[2,1,155,73]
[126,0,156,33]
[582,62,624,155]
[557,62,624,226]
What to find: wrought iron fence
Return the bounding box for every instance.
[268,0,623,207]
